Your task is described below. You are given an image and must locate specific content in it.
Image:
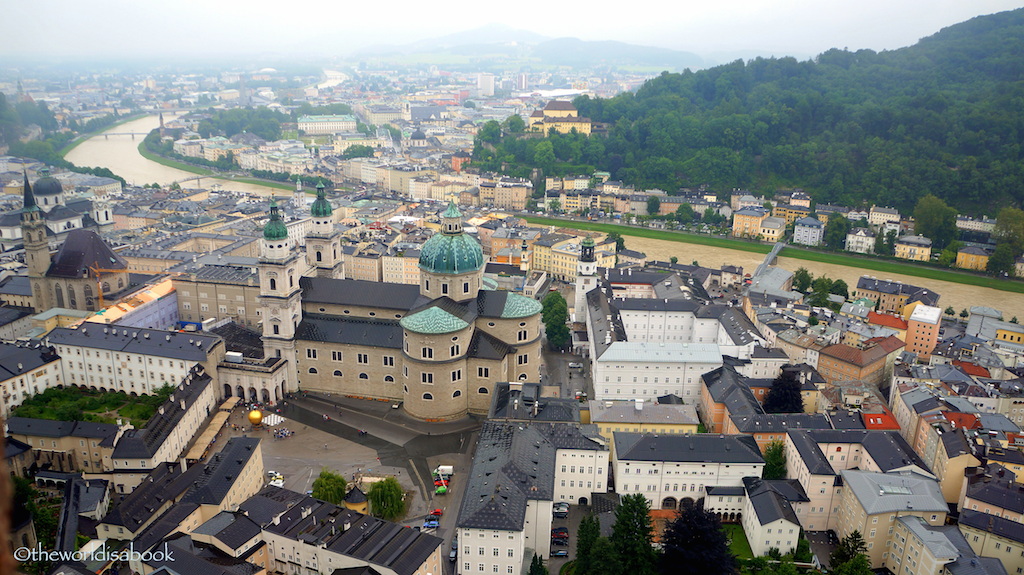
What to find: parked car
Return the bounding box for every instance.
[551,527,569,536]
[551,537,569,546]
[430,509,444,516]
[423,519,440,529]
[449,550,457,562]
[550,550,569,558]
[568,362,583,369]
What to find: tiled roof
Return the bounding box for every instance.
[46,228,127,279]
[400,306,469,334]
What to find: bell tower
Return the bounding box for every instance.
[574,237,597,322]
[258,200,302,393]
[304,181,343,278]
[21,173,51,312]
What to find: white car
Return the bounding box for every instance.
[267,470,279,477]
[568,362,583,369]
[269,479,285,488]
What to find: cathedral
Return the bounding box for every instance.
[257,193,544,420]
[20,173,129,313]
[2,168,114,251]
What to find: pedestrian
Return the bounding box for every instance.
[324,443,328,450]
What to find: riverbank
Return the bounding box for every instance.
[58,113,147,156]
[524,216,1024,294]
[136,138,293,191]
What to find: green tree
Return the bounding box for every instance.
[542,291,570,350]
[611,494,658,575]
[994,207,1024,253]
[589,537,621,575]
[367,477,406,520]
[547,199,561,213]
[762,369,804,413]
[659,502,738,575]
[831,554,873,575]
[479,120,502,144]
[987,243,1016,276]
[646,196,662,216]
[576,514,601,575]
[792,267,813,293]
[670,256,679,264]
[807,276,836,308]
[674,203,696,224]
[533,141,556,172]
[528,553,548,575]
[960,308,970,320]
[913,194,958,250]
[944,306,956,317]
[830,531,867,567]
[762,440,787,480]
[703,207,726,226]
[823,215,851,250]
[504,114,526,134]
[830,279,849,299]
[311,469,348,504]
[606,231,625,252]
[884,230,898,256]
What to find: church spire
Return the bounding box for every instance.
[22,171,38,212]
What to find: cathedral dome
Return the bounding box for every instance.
[418,202,483,275]
[263,200,289,241]
[33,169,63,197]
[310,182,332,218]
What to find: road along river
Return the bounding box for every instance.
[65,113,282,197]
[623,235,1024,321]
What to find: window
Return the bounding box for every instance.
[453,390,462,398]
[442,283,449,294]
[308,368,318,374]
[383,356,394,367]
[357,353,368,364]
[332,351,343,361]
[384,375,394,382]
[307,348,318,359]
[452,369,462,382]
[359,373,368,380]
[493,549,499,557]
[422,373,433,384]
[478,367,489,378]
[478,387,489,394]
[334,370,343,377]
[464,282,470,293]
[273,324,280,335]
[517,354,528,365]
[451,344,461,356]
[422,347,433,359]
[518,330,528,341]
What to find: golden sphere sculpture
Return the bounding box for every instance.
[248,410,263,425]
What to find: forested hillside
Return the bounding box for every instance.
[476,9,1024,214]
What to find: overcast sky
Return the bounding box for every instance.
[3,0,1022,62]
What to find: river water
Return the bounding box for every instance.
[65,114,282,197]
[66,114,1023,319]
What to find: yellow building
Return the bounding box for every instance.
[531,234,614,281]
[895,235,932,261]
[585,400,699,454]
[759,216,786,242]
[732,207,769,238]
[529,100,592,135]
[771,204,811,226]
[956,246,990,270]
[959,510,1024,575]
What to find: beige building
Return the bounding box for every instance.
[959,509,1024,575]
[174,264,263,329]
[532,234,614,281]
[836,469,947,569]
[0,343,62,418]
[6,417,121,475]
[585,399,699,447]
[895,235,933,262]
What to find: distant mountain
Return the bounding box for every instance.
[533,38,703,69]
[353,24,703,70]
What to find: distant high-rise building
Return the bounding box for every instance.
[477,73,495,97]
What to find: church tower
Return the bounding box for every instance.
[21,173,52,312]
[574,237,597,322]
[304,181,343,278]
[258,200,302,393]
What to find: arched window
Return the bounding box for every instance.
[478,387,489,394]
[102,282,110,293]
[68,285,77,308]
[308,367,318,374]
[384,375,394,382]
[269,278,277,290]
[359,373,368,380]
[84,284,93,299]
[334,370,343,377]
[316,251,322,262]
[55,284,64,307]
[117,278,123,289]
[453,390,462,398]
[422,393,433,400]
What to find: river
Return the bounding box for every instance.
[65,113,283,197]
[624,235,1024,321]
[66,114,1023,319]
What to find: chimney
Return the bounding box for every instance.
[635,399,643,411]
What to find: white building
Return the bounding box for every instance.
[741,477,803,557]
[456,422,607,575]
[594,342,723,402]
[0,342,62,418]
[792,217,823,247]
[612,433,764,511]
[46,324,224,396]
[845,227,876,254]
[297,114,358,135]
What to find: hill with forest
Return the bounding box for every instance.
[474,9,1024,214]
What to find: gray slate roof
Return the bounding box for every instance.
[614,433,764,464]
[960,509,1024,544]
[840,469,947,515]
[46,324,221,362]
[296,314,403,349]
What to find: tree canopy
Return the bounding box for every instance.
[367,477,406,521]
[311,469,348,504]
[762,368,804,413]
[611,494,658,575]
[762,440,787,480]
[660,503,738,575]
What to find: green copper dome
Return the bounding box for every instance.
[400,306,469,335]
[418,202,484,274]
[501,293,542,319]
[263,200,289,241]
[311,181,332,218]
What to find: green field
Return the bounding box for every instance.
[724,524,754,560]
[12,385,173,428]
[524,216,1024,294]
